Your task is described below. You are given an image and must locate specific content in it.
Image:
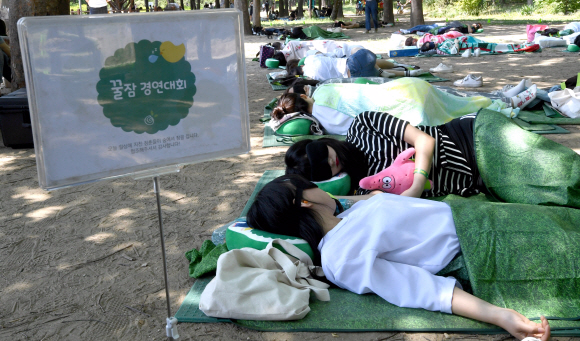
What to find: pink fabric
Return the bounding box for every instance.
[526,24,548,42]
[418,31,463,45]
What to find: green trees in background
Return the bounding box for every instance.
[423,0,579,15]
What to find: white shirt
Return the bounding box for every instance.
[312,104,353,135]
[564,22,580,32]
[302,55,349,81]
[318,194,461,314]
[88,0,108,7]
[324,44,364,58]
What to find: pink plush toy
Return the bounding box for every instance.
[359,148,433,195]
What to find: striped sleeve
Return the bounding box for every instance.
[347,112,479,197]
[347,112,414,193]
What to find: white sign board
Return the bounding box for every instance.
[18,10,250,190]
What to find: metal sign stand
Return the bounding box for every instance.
[134,167,182,340]
[153,177,179,340]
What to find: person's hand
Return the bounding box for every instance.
[497,310,550,341]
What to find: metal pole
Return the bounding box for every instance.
[153,176,173,340]
[79,0,82,14]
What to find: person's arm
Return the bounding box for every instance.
[452,288,551,341]
[399,124,435,198]
[350,112,433,198]
[335,190,382,202]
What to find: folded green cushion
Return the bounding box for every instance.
[226,219,314,258]
[313,172,351,196]
[277,118,312,136]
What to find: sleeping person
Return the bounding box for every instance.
[283,108,580,209]
[271,77,492,135]
[285,46,424,81]
[246,174,554,341]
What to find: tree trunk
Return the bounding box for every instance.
[235,0,252,35]
[253,0,261,26]
[296,0,303,16]
[410,0,424,26]
[224,0,230,7]
[9,0,69,90]
[280,0,288,17]
[215,0,220,8]
[330,0,342,19]
[383,0,393,24]
[197,0,201,9]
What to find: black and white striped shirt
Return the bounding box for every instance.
[346,111,479,198]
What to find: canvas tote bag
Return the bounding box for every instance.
[199,239,330,320]
[549,87,580,118]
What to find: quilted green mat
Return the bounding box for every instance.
[392,72,449,83]
[176,275,580,334]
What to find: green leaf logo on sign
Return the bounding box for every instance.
[97,40,196,134]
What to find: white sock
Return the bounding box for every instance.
[406,69,426,77]
[510,84,537,109]
[378,69,395,78]
[503,79,528,98]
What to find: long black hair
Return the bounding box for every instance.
[286,59,304,77]
[285,138,369,194]
[283,77,320,95]
[246,174,326,266]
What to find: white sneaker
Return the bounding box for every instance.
[473,48,481,57]
[429,63,453,73]
[454,74,483,88]
[461,49,471,57]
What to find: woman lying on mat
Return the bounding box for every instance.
[246,174,552,341]
[283,109,580,209]
[285,46,425,82]
[271,77,492,135]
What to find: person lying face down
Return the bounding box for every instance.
[246,174,552,341]
[285,47,425,81]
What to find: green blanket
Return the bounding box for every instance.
[286,25,350,41]
[444,195,580,322]
[475,109,580,208]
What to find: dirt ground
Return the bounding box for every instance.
[1,15,580,341]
